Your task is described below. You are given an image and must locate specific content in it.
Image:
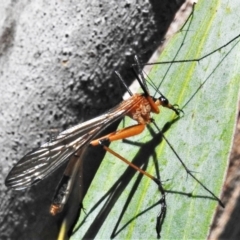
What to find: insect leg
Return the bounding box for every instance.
[101,143,160,185]
[99,140,166,238]
[91,123,163,183]
[91,124,145,146]
[154,121,224,208]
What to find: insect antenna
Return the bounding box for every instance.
[131,67,149,97]
[114,71,133,96]
[132,55,172,105]
[133,55,149,92]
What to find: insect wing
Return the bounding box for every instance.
[5,98,140,190]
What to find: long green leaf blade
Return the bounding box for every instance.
[71,1,240,239]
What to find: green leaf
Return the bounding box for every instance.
[71,1,240,239]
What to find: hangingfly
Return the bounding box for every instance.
[5,63,181,219]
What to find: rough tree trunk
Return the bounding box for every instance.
[0,1,187,239]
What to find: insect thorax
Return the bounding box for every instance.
[128,94,152,124]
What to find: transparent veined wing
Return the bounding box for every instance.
[5,96,143,190]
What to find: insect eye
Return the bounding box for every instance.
[159,96,169,106]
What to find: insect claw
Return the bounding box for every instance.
[172,104,184,116]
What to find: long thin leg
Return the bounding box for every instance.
[91,123,161,183]
[100,141,166,238]
[101,144,160,185]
